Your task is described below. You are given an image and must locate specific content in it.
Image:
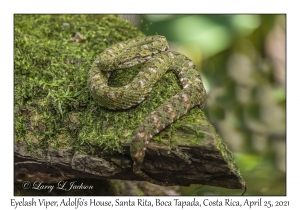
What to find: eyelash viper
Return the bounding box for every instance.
[88,35,206,186]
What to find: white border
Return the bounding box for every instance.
[1,0,298,208]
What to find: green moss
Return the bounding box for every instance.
[14,14,204,154]
[14,15,235,161]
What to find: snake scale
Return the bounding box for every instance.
[88,35,206,185]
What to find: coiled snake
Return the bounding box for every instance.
[88,35,206,185]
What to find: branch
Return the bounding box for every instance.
[14,110,246,191]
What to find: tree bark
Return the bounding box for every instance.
[15,111,246,191]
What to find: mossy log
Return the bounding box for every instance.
[15,115,245,190]
[14,14,246,192]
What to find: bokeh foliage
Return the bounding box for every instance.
[138,14,286,195]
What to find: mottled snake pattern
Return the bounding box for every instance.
[88,35,206,185]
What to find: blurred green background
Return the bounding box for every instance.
[120,14,286,195]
